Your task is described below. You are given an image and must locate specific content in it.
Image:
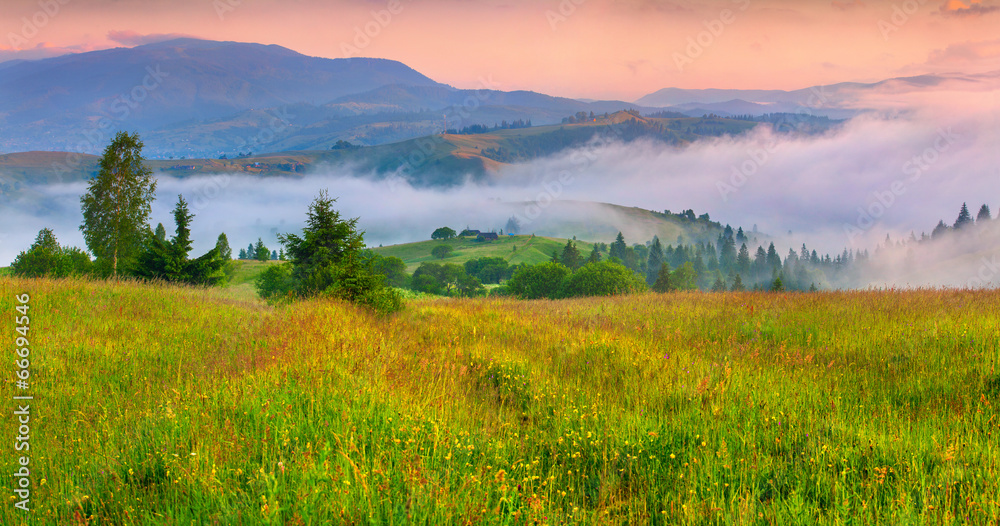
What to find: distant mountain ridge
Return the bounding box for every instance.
[0,38,664,157]
[0,38,442,154]
[633,71,998,118]
[1,37,989,160]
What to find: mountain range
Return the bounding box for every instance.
[3,37,976,160]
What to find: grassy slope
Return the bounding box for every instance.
[219,260,286,301]
[374,235,595,272]
[1,277,998,525]
[0,114,760,189]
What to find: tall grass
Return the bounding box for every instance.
[1,276,998,525]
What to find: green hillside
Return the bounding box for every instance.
[0,112,765,192]
[374,234,594,272]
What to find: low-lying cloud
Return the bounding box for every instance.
[1,76,997,288]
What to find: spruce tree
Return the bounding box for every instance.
[646,236,664,286]
[976,204,992,223]
[719,236,737,274]
[154,223,166,242]
[254,238,270,262]
[609,232,627,261]
[586,245,602,264]
[766,242,781,274]
[652,262,671,292]
[954,203,973,229]
[275,189,400,313]
[560,240,582,270]
[736,243,751,274]
[216,233,232,260]
[166,195,194,280]
[711,273,726,292]
[932,220,949,238]
[136,195,224,285]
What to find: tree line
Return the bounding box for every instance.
[11,132,402,314]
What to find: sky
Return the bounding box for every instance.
[1,0,999,100]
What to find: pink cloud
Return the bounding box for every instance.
[938,0,1000,16]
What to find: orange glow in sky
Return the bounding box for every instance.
[1,0,998,100]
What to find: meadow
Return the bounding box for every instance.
[374,235,596,273]
[1,276,998,525]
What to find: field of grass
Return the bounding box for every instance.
[219,260,286,301]
[375,235,596,272]
[2,276,999,525]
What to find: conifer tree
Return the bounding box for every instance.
[609,232,627,261]
[254,238,270,262]
[586,245,602,264]
[560,240,582,270]
[976,204,992,223]
[736,243,751,274]
[954,203,973,229]
[216,233,232,260]
[646,236,664,286]
[652,262,671,292]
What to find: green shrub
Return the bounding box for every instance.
[12,228,92,278]
[254,263,296,302]
[506,262,570,299]
[560,261,646,298]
